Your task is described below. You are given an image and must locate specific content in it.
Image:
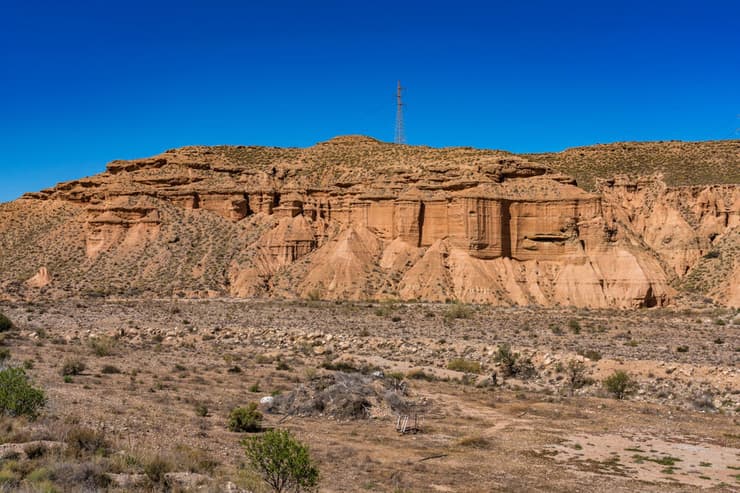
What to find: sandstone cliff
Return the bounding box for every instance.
[1,136,737,307]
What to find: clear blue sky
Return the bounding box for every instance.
[1,0,739,203]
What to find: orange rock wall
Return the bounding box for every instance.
[269,193,602,263]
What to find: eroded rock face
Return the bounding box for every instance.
[84,198,161,258]
[600,175,740,277]
[2,136,737,306]
[25,267,52,288]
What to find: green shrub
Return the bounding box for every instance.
[576,349,602,361]
[100,365,121,374]
[494,343,517,376]
[0,313,13,332]
[194,403,209,417]
[88,336,116,357]
[568,319,581,334]
[447,358,481,374]
[373,303,397,317]
[319,360,359,373]
[385,371,405,381]
[603,370,636,399]
[0,367,45,418]
[494,343,536,378]
[228,403,263,432]
[457,435,492,449]
[565,360,592,392]
[405,369,437,381]
[242,429,319,493]
[60,358,86,376]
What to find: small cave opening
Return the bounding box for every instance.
[641,286,658,308]
[524,234,568,243]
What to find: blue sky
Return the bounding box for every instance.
[1,0,739,202]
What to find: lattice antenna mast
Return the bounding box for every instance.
[394,80,406,144]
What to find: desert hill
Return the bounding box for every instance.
[525,139,740,191]
[1,136,738,307]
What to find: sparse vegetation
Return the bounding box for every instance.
[228,403,263,432]
[144,455,172,484]
[320,360,359,372]
[576,349,602,361]
[458,435,492,449]
[0,367,46,418]
[405,368,438,381]
[631,454,682,466]
[525,140,740,190]
[0,347,10,365]
[0,299,736,490]
[603,370,636,400]
[443,303,474,322]
[565,360,591,393]
[494,343,518,376]
[60,358,86,376]
[447,358,482,374]
[88,336,116,357]
[242,428,319,493]
[66,426,109,457]
[493,343,535,378]
[100,364,121,374]
[194,402,209,417]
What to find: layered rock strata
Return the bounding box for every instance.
[2,136,737,307]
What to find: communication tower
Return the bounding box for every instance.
[394,80,406,144]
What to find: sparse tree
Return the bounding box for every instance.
[242,429,319,493]
[0,367,46,418]
[493,343,535,379]
[603,370,636,399]
[493,343,518,376]
[565,359,589,395]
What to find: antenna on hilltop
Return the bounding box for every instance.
[395,80,406,144]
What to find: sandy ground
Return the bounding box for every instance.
[0,299,737,492]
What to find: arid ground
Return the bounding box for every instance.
[0,299,738,492]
